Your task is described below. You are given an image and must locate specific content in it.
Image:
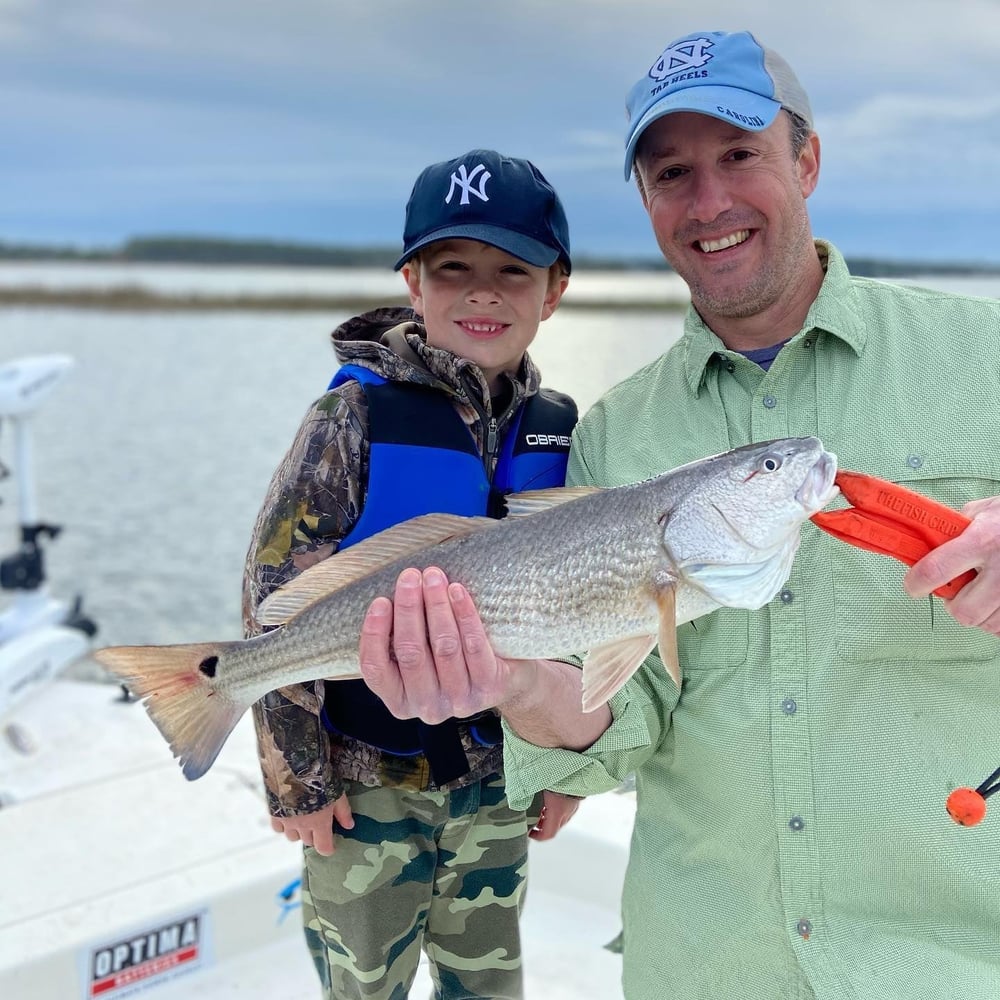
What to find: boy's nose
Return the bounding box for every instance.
[466,282,501,304]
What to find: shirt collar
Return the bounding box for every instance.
[681,240,869,394]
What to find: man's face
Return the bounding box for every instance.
[634,111,820,328]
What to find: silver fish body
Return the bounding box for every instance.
[95,436,838,779]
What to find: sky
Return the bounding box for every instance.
[2,0,1000,264]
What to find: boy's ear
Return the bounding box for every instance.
[401,263,424,315]
[540,273,570,322]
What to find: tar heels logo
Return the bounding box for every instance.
[648,37,714,82]
[446,163,491,206]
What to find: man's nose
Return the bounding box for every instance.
[687,169,733,223]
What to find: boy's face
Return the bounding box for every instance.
[402,239,567,394]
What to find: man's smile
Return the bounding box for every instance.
[696,229,751,253]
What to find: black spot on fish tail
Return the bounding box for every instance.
[199,655,219,678]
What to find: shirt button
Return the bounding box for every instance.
[797,919,813,939]
[779,589,794,604]
[781,698,798,715]
[906,454,923,469]
[803,339,813,348]
[762,394,777,409]
[788,815,805,832]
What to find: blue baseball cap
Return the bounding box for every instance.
[394,149,572,274]
[623,30,813,179]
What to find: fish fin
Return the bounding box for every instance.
[580,634,657,712]
[93,642,249,780]
[256,513,497,626]
[655,587,682,688]
[504,486,603,517]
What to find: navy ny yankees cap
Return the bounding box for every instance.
[624,30,813,179]
[394,149,572,274]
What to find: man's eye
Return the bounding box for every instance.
[658,166,686,182]
[729,149,754,162]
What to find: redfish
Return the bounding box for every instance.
[94,437,838,779]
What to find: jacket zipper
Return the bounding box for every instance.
[460,372,514,479]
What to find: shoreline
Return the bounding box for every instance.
[0,286,689,313]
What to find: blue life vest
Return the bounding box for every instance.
[321,363,577,784]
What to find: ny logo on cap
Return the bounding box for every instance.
[445,163,491,206]
[649,37,714,82]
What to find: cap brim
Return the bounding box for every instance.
[394,224,563,271]
[623,86,781,179]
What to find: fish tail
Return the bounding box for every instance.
[93,642,249,781]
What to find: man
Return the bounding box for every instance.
[357,30,1000,1000]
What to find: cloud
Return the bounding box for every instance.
[2,0,1000,258]
[816,92,1000,211]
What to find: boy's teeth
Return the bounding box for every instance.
[699,230,750,253]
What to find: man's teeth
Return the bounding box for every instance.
[698,230,750,253]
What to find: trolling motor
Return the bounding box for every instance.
[0,355,98,721]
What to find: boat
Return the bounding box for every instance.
[0,355,98,723]
[0,355,631,999]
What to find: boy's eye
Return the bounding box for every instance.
[501,265,529,276]
[438,260,469,271]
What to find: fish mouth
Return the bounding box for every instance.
[796,451,839,513]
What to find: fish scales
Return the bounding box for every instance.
[246,483,664,686]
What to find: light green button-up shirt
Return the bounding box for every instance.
[504,243,1000,999]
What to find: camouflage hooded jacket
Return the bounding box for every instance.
[242,306,556,817]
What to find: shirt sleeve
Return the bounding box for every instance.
[242,383,369,817]
[499,684,657,810]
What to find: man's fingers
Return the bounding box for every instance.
[391,568,446,720]
[359,595,408,712]
[422,567,475,713]
[448,580,513,710]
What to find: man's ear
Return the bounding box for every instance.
[401,262,424,315]
[797,132,821,199]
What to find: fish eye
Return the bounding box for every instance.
[761,454,783,473]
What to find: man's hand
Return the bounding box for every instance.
[529,791,582,842]
[905,495,1000,635]
[359,566,534,722]
[270,793,355,857]
[359,566,612,750]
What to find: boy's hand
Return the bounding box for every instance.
[270,793,355,856]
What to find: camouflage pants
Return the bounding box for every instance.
[301,773,538,1000]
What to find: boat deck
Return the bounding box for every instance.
[0,678,632,999]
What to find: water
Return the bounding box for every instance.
[1,265,997,653]
[0,300,679,651]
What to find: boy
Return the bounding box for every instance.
[242,149,580,1000]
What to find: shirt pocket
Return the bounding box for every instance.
[677,608,750,670]
[828,450,1000,664]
